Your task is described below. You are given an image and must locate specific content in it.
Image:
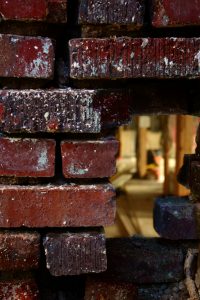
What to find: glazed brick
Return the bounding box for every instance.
[43,231,107,276]
[0,0,67,23]
[0,89,130,133]
[104,237,185,283]
[0,231,40,271]
[0,138,55,177]
[85,277,137,300]
[0,184,115,227]
[61,139,119,178]
[69,37,200,79]
[0,279,39,299]
[79,0,144,27]
[0,34,54,79]
[151,0,200,27]
[154,196,200,239]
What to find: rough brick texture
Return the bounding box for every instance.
[0,138,55,177]
[61,139,119,178]
[0,279,39,299]
[104,237,185,283]
[0,89,130,133]
[0,34,54,79]
[43,231,107,276]
[0,231,40,271]
[70,37,200,79]
[151,0,200,27]
[85,277,137,300]
[79,0,144,27]
[0,0,67,23]
[154,196,200,239]
[0,184,115,227]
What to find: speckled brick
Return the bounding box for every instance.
[69,37,200,79]
[154,196,200,239]
[61,139,119,178]
[79,0,144,27]
[0,89,130,133]
[0,231,40,271]
[151,0,200,27]
[0,184,115,227]
[0,138,55,177]
[0,279,39,299]
[0,34,54,79]
[0,0,67,23]
[43,231,107,276]
[85,277,137,300]
[104,237,185,283]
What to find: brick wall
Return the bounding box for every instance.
[0,0,199,299]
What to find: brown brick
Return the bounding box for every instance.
[0,138,55,177]
[43,231,107,276]
[85,277,137,300]
[104,237,185,283]
[0,34,54,79]
[61,139,119,178]
[0,89,130,133]
[0,279,39,299]
[0,0,67,23]
[0,231,40,271]
[79,0,144,27]
[154,196,200,239]
[151,0,200,27]
[69,37,200,79]
[0,184,115,227]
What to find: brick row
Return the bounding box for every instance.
[0,89,130,133]
[154,196,200,239]
[0,184,115,227]
[0,0,67,23]
[151,0,200,27]
[0,231,40,271]
[0,34,54,79]
[69,37,200,79]
[43,231,107,276]
[0,279,39,299]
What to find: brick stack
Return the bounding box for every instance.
[0,0,199,299]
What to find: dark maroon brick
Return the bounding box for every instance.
[151,0,200,27]
[0,184,115,227]
[85,277,137,300]
[79,0,144,27]
[61,139,119,178]
[0,89,130,133]
[103,237,185,283]
[69,37,200,79]
[0,138,55,177]
[0,0,67,23]
[43,231,107,276]
[154,196,200,239]
[0,231,40,271]
[0,34,54,79]
[0,279,39,299]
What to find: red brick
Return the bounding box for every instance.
[0,89,130,133]
[154,196,200,239]
[151,0,200,27]
[0,138,55,177]
[85,277,137,300]
[69,37,200,79]
[0,231,40,271]
[0,279,39,299]
[61,139,119,178]
[79,0,144,27]
[0,0,67,23]
[0,184,115,227]
[0,34,54,79]
[43,231,107,276]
